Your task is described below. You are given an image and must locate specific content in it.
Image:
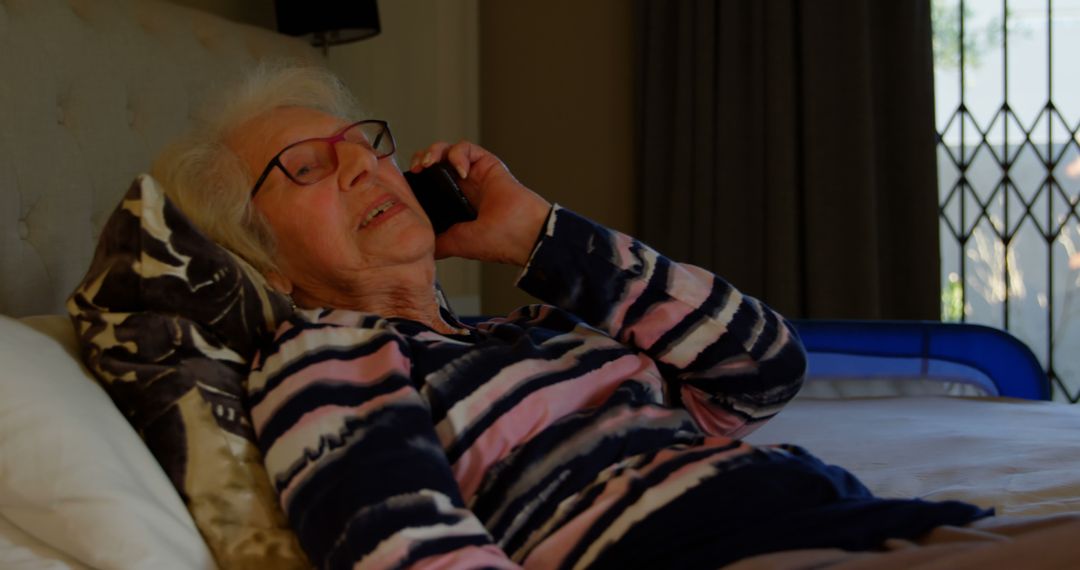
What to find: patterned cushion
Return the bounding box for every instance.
[67,175,310,569]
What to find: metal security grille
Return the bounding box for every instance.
[935,0,1080,403]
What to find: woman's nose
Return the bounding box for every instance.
[335,140,379,191]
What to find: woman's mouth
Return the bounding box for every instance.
[359,198,403,229]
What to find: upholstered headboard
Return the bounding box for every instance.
[0,0,316,317]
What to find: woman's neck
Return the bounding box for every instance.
[291,267,458,334]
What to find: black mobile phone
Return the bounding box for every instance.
[403,162,478,234]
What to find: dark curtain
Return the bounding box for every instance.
[636,0,940,320]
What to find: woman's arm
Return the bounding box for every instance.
[247,312,519,569]
[515,206,806,438]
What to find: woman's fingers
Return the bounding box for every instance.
[409,140,485,180]
[444,140,481,180]
[408,142,453,172]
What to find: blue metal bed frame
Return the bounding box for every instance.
[793,320,1050,401]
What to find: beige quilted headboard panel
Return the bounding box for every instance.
[0,0,315,316]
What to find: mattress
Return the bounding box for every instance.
[745,395,1080,517]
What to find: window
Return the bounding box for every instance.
[934,0,1080,402]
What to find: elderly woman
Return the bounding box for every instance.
[155,65,988,569]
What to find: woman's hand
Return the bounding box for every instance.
[409,140,551,267]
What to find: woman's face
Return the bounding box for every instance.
[230,106,435,303]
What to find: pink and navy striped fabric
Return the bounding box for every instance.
[245,207,983,569]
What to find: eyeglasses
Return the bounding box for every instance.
[249,120,396,198]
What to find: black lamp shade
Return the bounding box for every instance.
[274,1,381,46]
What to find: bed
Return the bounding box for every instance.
[2,1,1080,569]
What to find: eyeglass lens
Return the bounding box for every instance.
[279,122,392,185]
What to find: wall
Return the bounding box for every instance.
[164,0,273,29]
[166,0,638,316]
[478,0,637,314]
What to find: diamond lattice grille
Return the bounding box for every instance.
[935,0,1080,403]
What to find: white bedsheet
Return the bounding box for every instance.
[745,396,1080,517]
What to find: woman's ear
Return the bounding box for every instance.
[265,270,294,296]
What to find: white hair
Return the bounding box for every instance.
[152,61,362,273]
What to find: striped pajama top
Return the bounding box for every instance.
[246,206,809,569]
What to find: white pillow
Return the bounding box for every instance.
[0,314,216,569]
